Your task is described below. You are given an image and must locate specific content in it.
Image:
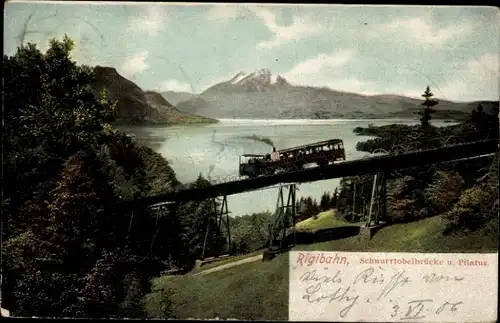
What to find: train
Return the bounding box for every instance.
[239,139,346,178]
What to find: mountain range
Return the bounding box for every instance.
[160,68,499,121]
[92,66,216,125]
[159,91,195,106]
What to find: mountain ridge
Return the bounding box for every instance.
[160,90,195,106]
[93,66,217,125]
[172,69,498,120]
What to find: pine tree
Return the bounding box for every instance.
[416,86,438,131]
[320,192,330,211]
[331,187,339,209]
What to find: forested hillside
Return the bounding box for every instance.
[335,89,499,236]
[1,36,221,318]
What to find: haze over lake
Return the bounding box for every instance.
[118,118,457,216]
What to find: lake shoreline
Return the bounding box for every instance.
[113,117,459,128]
[117,118,458,129]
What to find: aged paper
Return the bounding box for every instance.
[289,251,498,322]
[3,1,498,320]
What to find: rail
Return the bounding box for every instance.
[120,138,498,210]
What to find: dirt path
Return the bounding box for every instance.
[193,254,263,276]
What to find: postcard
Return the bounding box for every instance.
[2,1,498,321]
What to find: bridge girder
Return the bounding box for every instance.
[201,195,232,260]
[268,183,297,251]
[366,172,388,227]
[122,140,497,210]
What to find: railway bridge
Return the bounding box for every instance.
[120,139,498,259]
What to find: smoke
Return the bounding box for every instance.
[207,130,230,180]
[240,134,275,148]
[205,132,276,180]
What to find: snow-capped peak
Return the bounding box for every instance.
[229,71,247,84]
[228,69,288,88]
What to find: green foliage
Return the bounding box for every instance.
[443,152,499,234]
[143,284,176,319]
[469,104,500,139]
[119,272,147,318]
[295,196,323,221]
[340,96,498,232]
[1,36,220,318]
[424,171,465,214]
[443,186,494,233]
[228,212,272,254]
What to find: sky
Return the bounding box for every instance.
[4,2,500,102]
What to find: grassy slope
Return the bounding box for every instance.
[146,253,288,320]
[189,249,265,275]
[144,215,498,320]
[295,209,350,232]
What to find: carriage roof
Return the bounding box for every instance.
[241,154,266,158]
[278,139,344,154]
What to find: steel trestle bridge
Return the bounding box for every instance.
[124,139,497,209]
[121,139,498,258]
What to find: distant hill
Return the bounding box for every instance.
[174,68,499,121]
[92,66,217,125]
[160,91,195,106]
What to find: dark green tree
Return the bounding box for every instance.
[331,187,339,209]
[416,86,438,131]
[2,35,182,318]
[469,104,499,140]
[320,192,331,211]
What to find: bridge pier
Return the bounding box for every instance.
[268,184,297,252]
[126,201,177,259]
[201,195,232,260]
[365,172,388,227]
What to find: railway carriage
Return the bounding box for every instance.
[239,139,346,178]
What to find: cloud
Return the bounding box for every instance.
[205,4,247,22]
[282,49,355,83]
[440,53,499,101]
[127,5,167,36]
[158,79,192,93]
[119,50,149,79]
[380,53,499,101]
[371,17,475,45]
[324,78,376,94]
[249,7,326,50]
[279,49,380,94]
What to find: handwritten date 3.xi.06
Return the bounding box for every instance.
[390,300,463,320]
[299,267,465,319]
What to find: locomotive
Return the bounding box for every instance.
[239,139,346,178]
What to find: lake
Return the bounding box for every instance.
[117,119,457,216]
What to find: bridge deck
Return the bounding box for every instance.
[122,140,498,210]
